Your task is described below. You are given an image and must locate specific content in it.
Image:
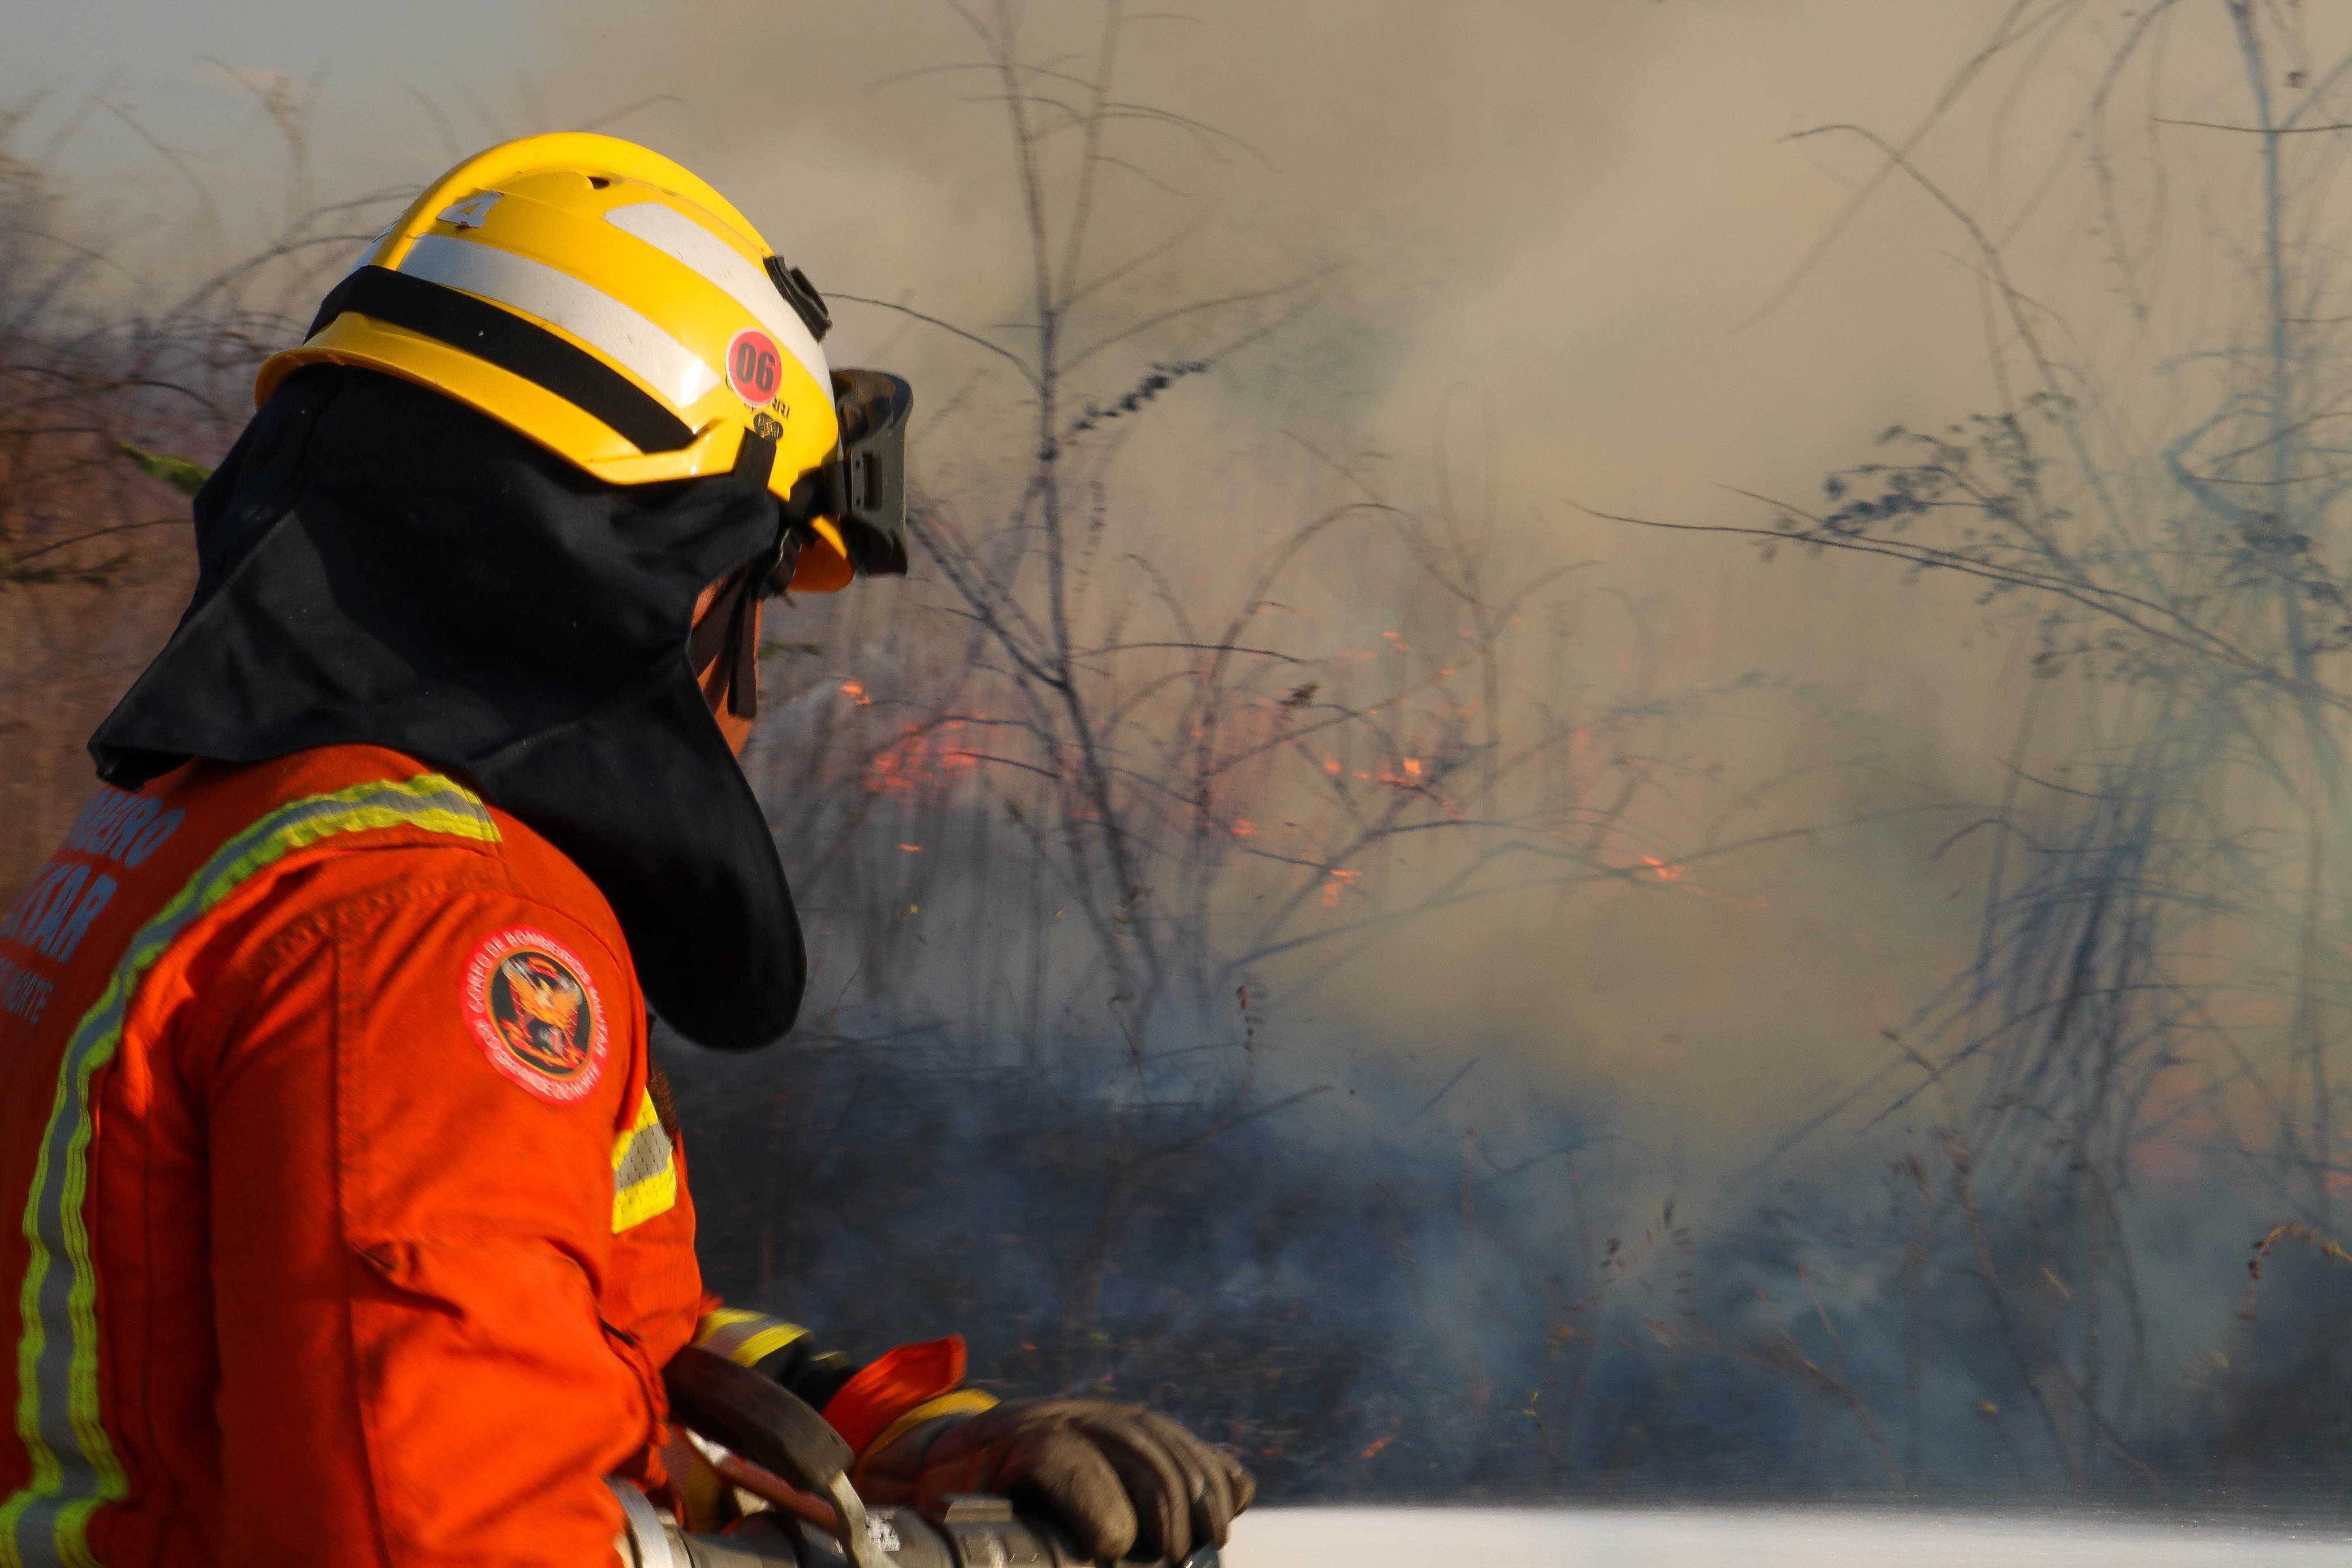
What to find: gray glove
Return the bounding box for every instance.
[854,1397,1255,1562]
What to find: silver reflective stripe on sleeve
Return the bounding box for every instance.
[0,774,500,1568]
[611,1089,677,1233]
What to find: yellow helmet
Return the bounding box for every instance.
[258,132,908,594]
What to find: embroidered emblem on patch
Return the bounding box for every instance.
[463,928,608,1103]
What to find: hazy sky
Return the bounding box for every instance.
[1,1,2013,514]
[2,1,2301,1172]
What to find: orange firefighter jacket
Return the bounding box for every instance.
[0,743,706,1566]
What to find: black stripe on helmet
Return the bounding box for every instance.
[302,265,697,456]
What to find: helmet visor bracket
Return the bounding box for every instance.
[766,368,912,594]
[764,254,833,343]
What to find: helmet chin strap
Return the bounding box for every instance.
[687,527,805,720]
[723,571,761,720]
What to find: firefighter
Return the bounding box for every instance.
[0,135,1248,1566]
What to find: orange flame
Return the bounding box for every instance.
[1629,852,1769,910]
[866,721,982,799]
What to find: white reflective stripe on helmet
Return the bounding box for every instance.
[339,222,398,280]
[397,234,722,410]
[602,201,829,393]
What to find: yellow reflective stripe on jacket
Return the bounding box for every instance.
[611,1088,677,1233]
[0,774,497,1568]
[693,1308,807,1370]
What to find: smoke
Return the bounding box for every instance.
[2,4,2052,1156]
[12,0,2352,1501]
[505,0,2033,1156]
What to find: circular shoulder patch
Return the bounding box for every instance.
[463,928,609,1103]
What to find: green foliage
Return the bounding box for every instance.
[114,442,213,499]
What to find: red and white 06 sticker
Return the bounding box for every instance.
[726,326,784,406]
[463,927,609,1103]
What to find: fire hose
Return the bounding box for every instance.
[613,1346,1223,1568]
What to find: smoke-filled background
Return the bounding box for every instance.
[9,0,2352,1509]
